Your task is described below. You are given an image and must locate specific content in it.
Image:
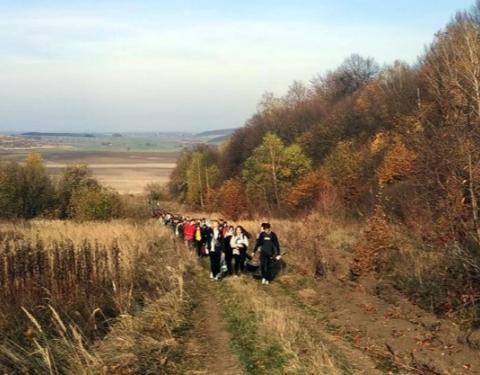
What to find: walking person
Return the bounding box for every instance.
[208,220,224,281]
[194,221,203,256]
[223,225,235,275]
[253,223,280,285]
[200,221,210,257]
[183,219,196,249]
[176,219,184,240]
[231,226,250,276]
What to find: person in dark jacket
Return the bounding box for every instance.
[208,220,224,281]
[253,223,280,285]
[223,225,234,275]
[199,221,210,257]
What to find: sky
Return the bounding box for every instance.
[0,0,474,133]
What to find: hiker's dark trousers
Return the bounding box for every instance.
[195,240,203,257]
[260,254,273,282]
[234,249,247,274]
[224,248,233,275]
[209,250,221,277]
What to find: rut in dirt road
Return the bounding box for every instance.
[192,284,243,375]
[181,266,243,375]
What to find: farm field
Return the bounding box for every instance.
[0,149,179,194]
[32,134,184,152]
[0,130,238,193]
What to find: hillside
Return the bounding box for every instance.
[3,216,480,374]
[165,4,480,373]
[2,1,480,374]
[195,128,237,137]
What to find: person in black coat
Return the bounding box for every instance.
[253,223,280,285]
[223,225,234,275]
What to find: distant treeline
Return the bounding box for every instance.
[195,128,238,137]
[0,152,153,221]
[22,132,95,137]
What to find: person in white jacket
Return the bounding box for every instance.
[230,226,249,276]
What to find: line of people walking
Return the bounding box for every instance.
[160,213,281,285]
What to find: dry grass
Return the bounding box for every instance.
[222,277,347,374]
[234,213,359,278]
[0,221,194,374]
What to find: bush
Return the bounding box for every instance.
[216,179,248,220]
[119,194,151,220]
[285,171,326,212]
[352,208,397,274]
[57,164,98,219]
[69,186,121,221]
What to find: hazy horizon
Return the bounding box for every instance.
[0,0,474,133]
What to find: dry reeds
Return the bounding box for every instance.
[0,220,193,374]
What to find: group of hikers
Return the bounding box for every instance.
[160,213,281,285]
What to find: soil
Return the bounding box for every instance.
[277,251,480,374]
[180,271,243,375]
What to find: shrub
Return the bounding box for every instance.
[119,194,151,220]
[69,186,121,221]
[285,171,325,212]
[377,140,415,187]
[57,164,98,219]
[352,208,397,274]
[216,179,248,220]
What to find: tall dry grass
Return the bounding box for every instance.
[234,213,359,278]
[0,220,193,374]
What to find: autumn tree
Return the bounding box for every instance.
[216,179,248,220]
[377,139,416,187]
[20,152,55,218]
[313,54,379,100]
[57,164,98,219]
[411,9,480,242]
[285,171,325,212]
[69,185,121,221]
[242,133,311,211]
[168,150,192,201]
[0,162,24,218]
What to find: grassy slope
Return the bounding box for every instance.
[4,218,480,374]
[163,214,480,374]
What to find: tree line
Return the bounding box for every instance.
[168,2,480,324]
[169,3,480,263]
[0,152,142,221]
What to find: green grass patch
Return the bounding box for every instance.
[197,258,287,374]
[215,281,288,374]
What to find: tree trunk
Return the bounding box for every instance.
[468,152,480,242]
[269,145,281,209]
[197,158,204,209]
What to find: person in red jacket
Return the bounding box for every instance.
[183,219,196,248]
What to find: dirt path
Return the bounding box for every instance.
[273,272,480,374]
[181,267,243,375]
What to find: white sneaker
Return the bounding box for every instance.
[261,278,266,284]
[210,273,214,279]
[265,280,270,285]
[214,275,220,281]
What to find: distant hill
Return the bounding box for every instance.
[207,135,232,144]
[195,128,237,137]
